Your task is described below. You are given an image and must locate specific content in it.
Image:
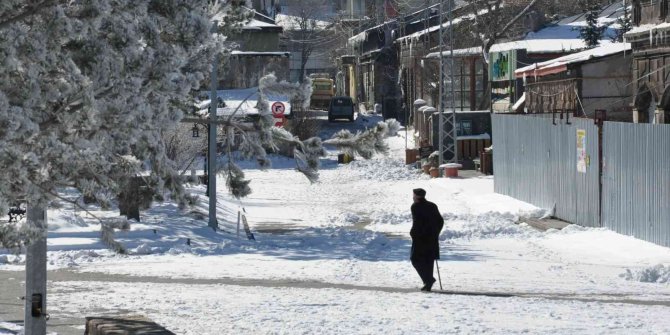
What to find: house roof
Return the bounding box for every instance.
[395,7,490,45]
[625,22,670,40]
[490,3,627,54]
[213,7,282,32]
[231,51,290,57]
[243,17,282,30]
[515,43,631,78]
[425,46,483,58]
[347,1,468,46]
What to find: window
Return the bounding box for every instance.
[333,98,353,106]
[457,120,473,136]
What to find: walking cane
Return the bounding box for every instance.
[435,259,443,291]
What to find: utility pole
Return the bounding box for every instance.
[208,21,219,231]
[438,0,457,165]
[24,205,47,334]
[208,51,219,231]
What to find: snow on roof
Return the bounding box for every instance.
[243,18,281,30]
[231,51,290,56]
[490,3,627,54]
[428,110,490,116]
[425,46,483,58]
[396,8,490,44]
[212,8,281,31]
[625,22,670,38]
[515,43,631,77]
[458,133,491,140]
[197,87,291,117]
[275,14,331,30]
[348,30,368,45]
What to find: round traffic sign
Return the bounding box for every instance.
[271,102,286,117]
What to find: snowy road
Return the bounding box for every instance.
[2,269,670,335]
[2,115,670,334]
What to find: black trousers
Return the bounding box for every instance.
[411,257,435,285]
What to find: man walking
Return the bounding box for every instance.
[410,188,444,291]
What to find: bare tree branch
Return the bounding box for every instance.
[483,0,542,54]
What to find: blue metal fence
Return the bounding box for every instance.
[492,114,600,227]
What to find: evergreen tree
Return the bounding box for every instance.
[579,2,607,48]
[612,2,633,42]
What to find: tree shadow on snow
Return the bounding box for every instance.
[240,227,485,263]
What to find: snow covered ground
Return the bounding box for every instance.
[2,115,670,334]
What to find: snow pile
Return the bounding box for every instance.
[345,158,426,181]
[46,250,106,268]
[0,254,22,265]
[341,213,362,225]
[371,212,413,226]
[133,243,164,255]
[440,212,538,240]
[620,264,670,284]
[0,322,23,335]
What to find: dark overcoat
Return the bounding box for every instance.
[410,200,444,260]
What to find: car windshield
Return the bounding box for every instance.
[332,98,352,106]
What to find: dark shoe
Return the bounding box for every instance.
[425,281,434,292]
[420,278,436,292]
[425,278,436,292]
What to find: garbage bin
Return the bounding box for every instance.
[440,163,462,178]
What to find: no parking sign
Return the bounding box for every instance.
[271,102,285,117]
[271,101,287,127]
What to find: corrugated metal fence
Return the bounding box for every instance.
[492,114,600,227]
[602,122,670,247]
[493,114,670,247]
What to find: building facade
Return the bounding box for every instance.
[221,9,289,89]
[515,44,633,121]
[626,0,670,123]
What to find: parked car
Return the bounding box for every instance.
[328,96,355,122]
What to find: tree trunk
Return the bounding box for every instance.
[24,205,47,334]
[299,52,308,83]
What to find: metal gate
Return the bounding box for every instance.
[492,114,600,227]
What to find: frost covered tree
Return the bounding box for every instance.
[0,0,244,248]
[324,119,400,159]
[0,1,253,331]
[218,74,326,197]
[163,124,207,176]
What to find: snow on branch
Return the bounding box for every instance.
[324,119,401,160]
[0,0,246,250]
